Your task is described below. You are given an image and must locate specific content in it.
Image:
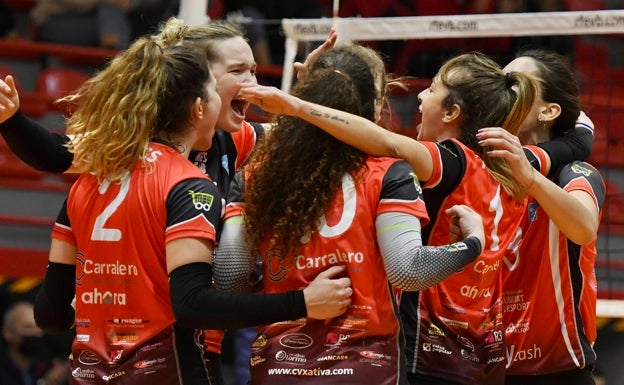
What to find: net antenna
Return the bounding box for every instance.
[280,9,624,91]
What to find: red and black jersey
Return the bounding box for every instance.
[225,157,427,385]
[189,120,263,196]
[400,139,527,385]
[53,142,222,385]
[503,160,605,375]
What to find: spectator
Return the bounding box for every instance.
[224,2,273,65]
[0,301,69,385]
[31,0,132,49]
[126,0,177,40]
[0,0,17,38]
[30,0,175,49]
[249,0,325,66]
[491,0,575,65]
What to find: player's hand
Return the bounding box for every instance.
[0,75,20,124]
[445,204,485,254]
[477,126,535,189]
[294,28,337,82]
[303,265,352,319]
[239,83,301,117]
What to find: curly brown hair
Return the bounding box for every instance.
[244,46,383,256]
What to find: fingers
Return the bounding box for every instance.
[477,127,518,143]
[1,76,12,93]
[445,204,472,217]
[317,264,347,279]
[296,29,337,82]
[321,29,337,49]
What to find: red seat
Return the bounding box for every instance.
[3,0,38,12]
[35,68,89,114]
[0,136,45,181]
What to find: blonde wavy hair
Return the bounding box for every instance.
[62,19,213,183]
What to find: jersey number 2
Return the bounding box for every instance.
[91,177,131,241]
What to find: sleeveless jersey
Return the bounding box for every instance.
[401,139,527,385]
[503,160,605,375]
[189,120,264,355]
[52,142,222,385]
[225,157,428,385]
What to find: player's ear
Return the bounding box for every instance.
[539,103,561,123]
[191,97,204,121]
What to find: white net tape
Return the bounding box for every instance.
[281,9,624,90]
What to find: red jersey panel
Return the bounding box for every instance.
[53,142,221,385]
[227,157,427,385]
[403,139,527,385]
[503,161,605,375]
[232,120,261,170]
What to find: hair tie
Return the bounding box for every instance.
[505,72,514,88]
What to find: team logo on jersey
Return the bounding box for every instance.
[188,190,214,211]
[109,350,123,363]
[360,351,389,360]
[78,350,101,365]
[102,370,126,382]
[409,172,422,193]
[421,343,452,355]
[458,334,479,362]
[251,334,268,348]
[571,163,592,176]
[264,247,289,282]
[76,334,90,342]
[279,333,313,349]
[81,288,126,305]
[76,252,86,285]
[75,318,90,328]
[275,350,306,363]
[221,154,229,174]
[528,202,538,223]
[72,367,96,379]
[108,331,138,343]
[326,332,349,346]
[427,323,445,338]
[317,355,348,361]
[250,355,266,366]
[133,358,166,369]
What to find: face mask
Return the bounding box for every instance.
[18,336,47,357]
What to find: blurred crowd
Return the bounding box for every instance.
[0,0,611,76]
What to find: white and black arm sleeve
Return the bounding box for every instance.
[213,215,257,293]
[376,212,481,292]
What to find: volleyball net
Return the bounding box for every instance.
[281,9,624,317]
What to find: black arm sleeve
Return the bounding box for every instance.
[0,110,73,172]
[33,262,76,334]
[170,262,307,330]
[537,124,593,176]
